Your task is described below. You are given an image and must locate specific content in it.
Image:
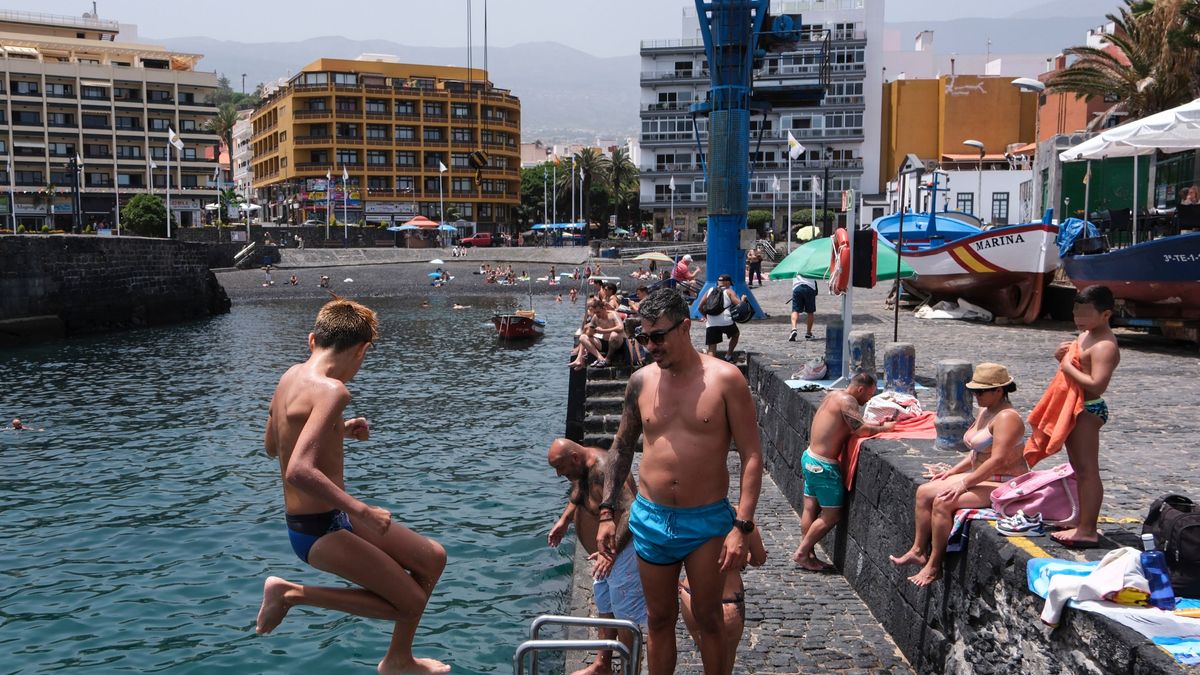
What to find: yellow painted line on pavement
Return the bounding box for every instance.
[989,521,1051,558]
[1097,517,1142,525]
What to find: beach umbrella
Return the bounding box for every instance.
[768,237,914,281]
[613,227,631,235]
[531,223,552,230]
[437,224,457,231]
[404,215,439,229]
[632,251,674,263]
[387,224,420,232]
[795,225,820,241]
[429,258,445,265]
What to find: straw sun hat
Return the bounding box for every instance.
[964,363,1015,390]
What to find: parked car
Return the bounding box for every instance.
[460,232,494,247]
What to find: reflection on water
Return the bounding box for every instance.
[0,294,584,673]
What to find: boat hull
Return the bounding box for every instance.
[493,314,545,339]
[887,223,1060,323]
[1061,233,1200,312]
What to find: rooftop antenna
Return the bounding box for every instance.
[484,0,488,77]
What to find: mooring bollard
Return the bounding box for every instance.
[935,359,972,452]
[824,319,844,378]
[884,342,916,394]
[847,330,876,378]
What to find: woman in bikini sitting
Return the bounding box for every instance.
[888,363,1029,587]
[679,523,766,675]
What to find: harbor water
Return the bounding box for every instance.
[0,295,581,673]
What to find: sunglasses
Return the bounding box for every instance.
[970,388,1000,396]
[634,318,685,346]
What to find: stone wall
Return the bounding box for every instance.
[745,356,1188,675]
[0,234,230,345]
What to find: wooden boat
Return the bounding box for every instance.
[493,309,546,339]
[1061,231,1200,318]
[873,180,1059,323]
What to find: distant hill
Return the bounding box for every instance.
[150,35,639,144]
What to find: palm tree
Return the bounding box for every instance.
[1046,0,1200,126]
[32,183,56,227]
[573,147,607,224]
[607,147,640,232]
[205,104,240,222]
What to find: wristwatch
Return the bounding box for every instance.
[733,518,755,534]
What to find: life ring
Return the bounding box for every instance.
[829,228,851,295]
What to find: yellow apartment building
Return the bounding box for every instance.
[250,56,521,233]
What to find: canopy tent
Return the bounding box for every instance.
[769,236,914,281]
[403,215,440,229]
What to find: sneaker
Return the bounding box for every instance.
[789,329,798,342]
[805,333,815,340]
[997,511,1045,537]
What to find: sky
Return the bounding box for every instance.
[8,0,1087,57]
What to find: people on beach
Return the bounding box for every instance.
[569,288,579,304]
[570,298,626,370]
[889,363,1027,586]
[318,275,330,289]
[792,372,894,571]
[1045,286,1121,549]
[597,288,763,675]
[547,438,645,675]
[680,513,766,675]
[746,248,764,288]
[256,298,450,674]
[702,274,744,362]
[289,275,299,286]
[672,255,698,283]
[262,265,274,287]
[789,275,817,341]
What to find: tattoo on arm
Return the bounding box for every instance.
[603,374,643,506]
[840,406,866,432]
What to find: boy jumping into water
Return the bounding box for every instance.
[256,297,450,674]
[1050,285,1121,548]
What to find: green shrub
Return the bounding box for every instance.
[40,224,51,233]
[16,224,25,234]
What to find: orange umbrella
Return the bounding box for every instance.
[404,215,439,229]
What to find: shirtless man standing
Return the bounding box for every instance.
[597,289,763,675]
[1050,285,1121,549]
[791,372,894,571]
[547,438,644,675]
[256,297,450,675]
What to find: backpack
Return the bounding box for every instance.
[700,288,725,316]
[730,298,753,323]
[1142,494,1200,597]
[989,463,1080,527]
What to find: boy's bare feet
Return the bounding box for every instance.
[377,657,451,674]
[907,565,941,587]
[888,549,928,567]
[256,576,296,634]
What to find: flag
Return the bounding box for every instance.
[669,175,676,192]
[76,154,84,168]
[787,131,805,160]
[552,154,560,166]
[326,170,331,182]
[342,166,349,182]
[812,175,823,197]
[149,160,158,170]
[772,175,781,193]
[438,161,448,173]
[212,164,220,180]
[168,127,184,151]
[1082,165,1091,185]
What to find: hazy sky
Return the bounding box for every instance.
[10,0,1076,57]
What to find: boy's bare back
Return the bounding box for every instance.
[266,362,351,514]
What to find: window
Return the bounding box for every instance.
[451,128,473,143]
[150,147,168,161]
[395,126,416,141]
[181,174,199,188]
[451,103,471,118]
[301,72,328,85]
[117,145,143,159]
[336,123,360,138]
[335,97,358,113]
[423,177,440,193]
[14,111,42,125]
[307,99,328,111]
[367,150,389,166]
[148,89,172,103]
[395,100,416,116]
[86,172,111,187]
[13,145,42,158]
[16,171,44,185]
[85,86,111,100]
[85,143,112,158]
[47,112,73,127]
[181,148,198,160]
[14,81,39,95]
[956,193,975,215]
[367,176,389,190]
[991,193,1010,224]
[423,102,444,117]
[336,150,359,165]
[423,127,444,142]
[396,176,415,192]
[179,92,197,105]
[365,99,387,114]
[366,124,388,140]
[424,152,445,168]
[395,151,417,167]
[149,118,170,131]
[452,177,473,192]
[46,83,73,97]
[49,143,75,157]
[333,73,358,85]
[179,119,197,132]
[116,115,142,130]
[82,114,108,129]
[51,170,74,185]
[451,153,470,168]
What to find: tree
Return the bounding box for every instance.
[1047,0,1200,124]
[122,193,169,237]
[747,209,774,229]
[573,147,607,225]
[205,104,240,222]
[607,147,640,232]
[32,183,56,221]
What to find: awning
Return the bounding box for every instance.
[80,80,112,87]
[941,153,1009,162]
[1059,97,1200,161]
[2,46,39,56]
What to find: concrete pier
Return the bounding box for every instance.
[883,342,916,394]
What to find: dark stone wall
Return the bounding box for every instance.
[0,234,230,344]
[745,356,1188,675]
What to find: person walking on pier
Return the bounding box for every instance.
[792,372,894,571]
[256,297,450,674]
[547,438,645,675]
[597,288,763,675]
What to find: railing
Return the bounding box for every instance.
[294,163,333,172]
[641,101,696,113]
[516,616,641,675]
[295,136,332,145]
[640,37,705,50]
[365,112,391,120]
[294,110,332,120]
[640,69,710,81]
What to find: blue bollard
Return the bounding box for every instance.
[824,319,844,378]
[935,360,972,452]
[847,330,876,378]
[884,343,916,395]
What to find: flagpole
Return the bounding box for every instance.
[438,172,444,226]
[8,158,15,234]
[787,159,793,253]
[542,166,547,223]
[325,172,331,241]
[772,178,776,241]
[552,160,557,224]
[166,142,172,238]
[1083,160,1091,225]
[114,164,121,236]
[570,158,575,225]
[342,170,348,243]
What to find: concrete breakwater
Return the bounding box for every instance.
[0,235,230,346]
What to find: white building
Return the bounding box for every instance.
[232,109,252,188]
[638,0,884,237]
[880,29,1052,82]
[885,162,1033,227]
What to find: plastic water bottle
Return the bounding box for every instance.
[1141,533,1177,611]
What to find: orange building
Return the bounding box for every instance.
[878,75,1038,190]
[250,57,520,231]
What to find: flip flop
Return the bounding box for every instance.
[1051,534,1101,549]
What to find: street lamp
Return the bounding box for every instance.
[1011,77,1046,221]
[963,139,984,219]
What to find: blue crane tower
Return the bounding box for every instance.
[689,0,827,318]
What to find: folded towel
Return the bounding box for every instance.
[1024,341,1085,467]
[947,508,999,552]
[841,412,937,490]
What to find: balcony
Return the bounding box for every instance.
[365,111,392,120]
[366,138,393,146]
[394,112,421,122]
[640,69,709,83]
[294,110,332,120]
[639,37,705,51]
[295,135,333,146]
[422,137,448,147]
[393,139,421,148]
[641,102,696,113]
[366,163,392,173]
[294,162,334,172]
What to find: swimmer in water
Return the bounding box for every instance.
[257,297,450,674]
[10,418,40,431]
[451,304,470,310]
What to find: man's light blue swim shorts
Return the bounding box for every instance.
[628,493,735,565]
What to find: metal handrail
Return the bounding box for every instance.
[522,615,642,675]
[513,639,631,675]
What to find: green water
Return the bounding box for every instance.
[0,296,581,673]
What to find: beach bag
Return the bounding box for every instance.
[730,299,753,323]
[700,288,725,316]
[796,356,827,381]
[990,463,1079,527]
[1142,495,1200,597]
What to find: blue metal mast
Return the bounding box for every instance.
[691,0,769,319]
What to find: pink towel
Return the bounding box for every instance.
[1024,341,1085,468]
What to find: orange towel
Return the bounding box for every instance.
[1024,341,1085,467]
[841,412,937,490]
